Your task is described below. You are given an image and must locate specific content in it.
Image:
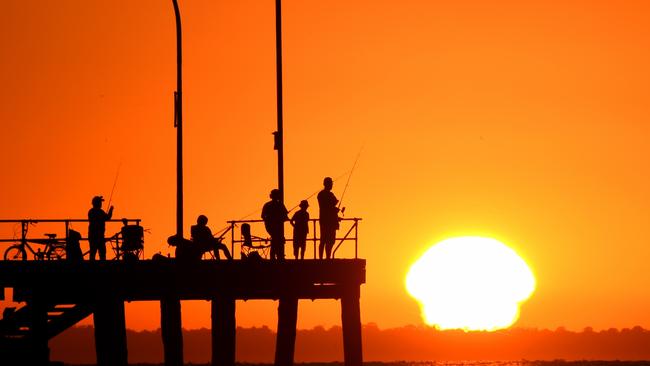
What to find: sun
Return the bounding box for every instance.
[406,236,536,331]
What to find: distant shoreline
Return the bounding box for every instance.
[58,361,650,366]
[50,326,650,364]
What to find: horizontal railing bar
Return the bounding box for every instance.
[0,219,141,223]
[227,217,361,224]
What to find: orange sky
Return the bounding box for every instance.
[1,0,650,332]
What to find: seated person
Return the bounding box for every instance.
[191,215,232,260]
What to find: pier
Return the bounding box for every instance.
[0,258,365,366]
[0,1,366,364]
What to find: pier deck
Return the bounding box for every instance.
[0,259,365,302]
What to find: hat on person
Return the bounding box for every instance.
[92,196,104,205]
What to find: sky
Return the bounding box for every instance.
[1,0,650,332]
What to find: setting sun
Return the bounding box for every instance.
[406,237,535,331]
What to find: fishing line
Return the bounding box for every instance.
[106,159,123,209]
[337,145,363,213]
[213,170,353,236]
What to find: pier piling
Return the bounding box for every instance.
[29,298,49,365]
[161,297,184,366]
[275,296,299,366]
[341,287,362,366]
[212,296,236,366]
[94,297,128,366]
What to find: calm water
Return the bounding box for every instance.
[71,362,650,366]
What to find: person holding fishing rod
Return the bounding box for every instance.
[317,177,340,259]
[88,195,114,260]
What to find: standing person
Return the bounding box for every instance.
[290,200,310,260]
[261,189,288,260]
[88,196,113,260]
[317,177,340,259]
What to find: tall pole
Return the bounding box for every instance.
[172,0,184,238]
[166,4,185,366]
[275,0,285,203]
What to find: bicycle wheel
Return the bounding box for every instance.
[4,245,26,260]
[47,246,66,260]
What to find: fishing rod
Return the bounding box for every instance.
[337,146,363,215]
[106,160,122,209]
[286,170,352,213]
[212,170,353,237]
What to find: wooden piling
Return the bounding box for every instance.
[29,298,49,365]
[93,297,128,366]
[341,287,362,366]
[161,298,183,366]
[274,297,298,366]
[211,296,236,366]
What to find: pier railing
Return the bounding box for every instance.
[225,217,361,259]
[0,219,143,260]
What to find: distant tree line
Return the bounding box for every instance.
[49,324,650,364]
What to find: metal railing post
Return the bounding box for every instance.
[313,219,317,259]
[230,222,235,258]
[354,219,358,259]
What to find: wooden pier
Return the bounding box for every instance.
[0,259,366,366]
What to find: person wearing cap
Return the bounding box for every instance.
[317,177,340,259]
[88,196,114,260]
[290,200,310,260]
[261,189,289,260]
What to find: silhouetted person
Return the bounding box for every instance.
[88,196,113,260]
[317,177,339,259]
[290,200,310,260]
[261,189,288,260]
[191,215,232,260]
[65,229,83,261]
[167,234,201,262]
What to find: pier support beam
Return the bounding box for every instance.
[161,298,183,366]
[211,296,236,366]
[341,287,362,366]
[274,297,298,366]
[29,298,49,365]
[94,298,128,366]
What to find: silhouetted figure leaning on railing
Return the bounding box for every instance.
[88,195,113,260]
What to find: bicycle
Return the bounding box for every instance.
[4,233,66,261]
